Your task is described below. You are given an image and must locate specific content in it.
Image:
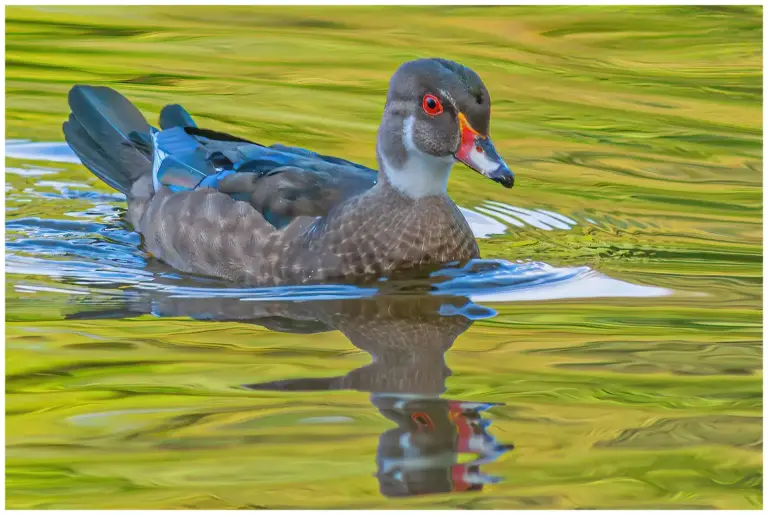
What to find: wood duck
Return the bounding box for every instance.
[63,58,514,286]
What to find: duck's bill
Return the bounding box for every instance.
[455,114,514,188]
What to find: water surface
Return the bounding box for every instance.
[5,6,762,509]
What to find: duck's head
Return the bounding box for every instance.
[377,58,514,198]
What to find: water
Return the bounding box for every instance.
[5,6,762,509]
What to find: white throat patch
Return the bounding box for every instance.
[381,115,454,199]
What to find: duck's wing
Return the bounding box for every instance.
[148,105,377,228]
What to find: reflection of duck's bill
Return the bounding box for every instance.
[449,402,513,466]
[448,400,506,454]
[452,464,502,492]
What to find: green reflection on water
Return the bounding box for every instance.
[5,5,762,510]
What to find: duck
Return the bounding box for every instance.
[63,58,514,286]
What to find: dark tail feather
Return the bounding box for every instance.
[63,114,132,193]
[159,104,197,129]
[63,85,152,195]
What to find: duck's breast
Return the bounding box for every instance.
[280,190,478,283]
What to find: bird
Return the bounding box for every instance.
[63,58,514,286]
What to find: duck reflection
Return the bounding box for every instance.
[373,397,508,496]
[70,290,512,497]
[240,295,512,496]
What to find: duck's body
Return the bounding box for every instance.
[63,59,512,285]
[139,174,477,285]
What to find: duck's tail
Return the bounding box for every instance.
[62,85,154,196]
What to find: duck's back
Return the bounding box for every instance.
[63,85,479,286]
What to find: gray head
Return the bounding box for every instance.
[377,58,514,198]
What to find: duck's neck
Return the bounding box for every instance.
[376,114,454,199]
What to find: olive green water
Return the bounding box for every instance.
[5,6,763,509]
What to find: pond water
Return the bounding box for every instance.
[5,6,762,510]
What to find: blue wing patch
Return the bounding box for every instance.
[152,127,216,192]
[149,124,377,199]
[198,169,236,189]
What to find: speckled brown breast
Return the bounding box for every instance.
[270,181,480,285]
[135,179,479,286]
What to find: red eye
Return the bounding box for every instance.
[422,94,443,116]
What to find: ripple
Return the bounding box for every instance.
[479,202,577,231]
[6,140,82,164]
[434,260,670,302]
[7,252,670,306]
[5,140,671,306]
[457,207,507,238]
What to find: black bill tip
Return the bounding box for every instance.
[489,166,515,188]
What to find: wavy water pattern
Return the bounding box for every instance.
[6,141,670,305]
[5,6,761,511]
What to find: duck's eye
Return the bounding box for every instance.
[422,94,443,116]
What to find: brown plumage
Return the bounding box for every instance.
[63,58,514,286]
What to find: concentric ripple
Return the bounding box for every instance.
[6,141,670,306]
